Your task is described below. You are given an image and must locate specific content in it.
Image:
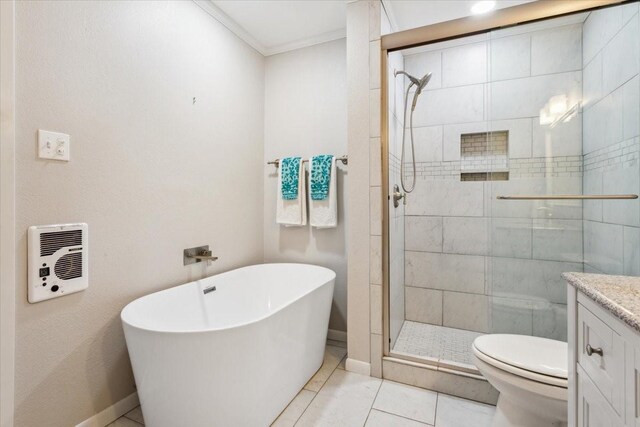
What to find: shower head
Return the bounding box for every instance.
[395,70,432,111]
[416,72,432,92]
[395,70,432,93]
[394,70,433,194]
[394,70,419,85]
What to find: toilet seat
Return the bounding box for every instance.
[472,334,568,388]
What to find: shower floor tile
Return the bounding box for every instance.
[392,321,483,368]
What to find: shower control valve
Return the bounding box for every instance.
[392,184,406,208]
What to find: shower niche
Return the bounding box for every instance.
[460,131,509,181]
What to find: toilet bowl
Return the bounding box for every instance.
[472,334,568,427]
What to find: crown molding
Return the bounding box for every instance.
[194,0,267,55]
[380,0,399,33]
[194,0,346,57]
[264,28,346,56]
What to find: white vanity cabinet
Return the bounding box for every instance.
[630,341,640,427]
[568,285,640,427]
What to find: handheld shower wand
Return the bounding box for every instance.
[394,70,432,194]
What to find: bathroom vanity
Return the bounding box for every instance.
[565,273,640,427]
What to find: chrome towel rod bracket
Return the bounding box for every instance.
[267,155,348,168]
[497,194,638,200]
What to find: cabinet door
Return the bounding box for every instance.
[578,367,623,427]
[578,303,625,414]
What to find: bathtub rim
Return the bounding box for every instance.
[121,262,336,335]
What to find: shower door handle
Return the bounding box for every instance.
[392,185,405,208]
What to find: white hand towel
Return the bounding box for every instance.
[276,160,307,226]
[310,157,337,228]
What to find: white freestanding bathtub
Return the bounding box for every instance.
[121,263,335,427]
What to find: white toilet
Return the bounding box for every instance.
[472,334,568,427]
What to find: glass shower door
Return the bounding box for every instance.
[485,16,586,341]
[386,1,640,372]
[387,49,406,350]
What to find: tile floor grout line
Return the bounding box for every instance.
[302,344,345,393]
[292,345,346,426]
[292,375,325,426]
[118,415,144,427]
[288,391,316,427]
[122,412,143,424]
[336,354,347,370]
[433,392,440,427]
[371,407,435,426]
[361,378,384,427]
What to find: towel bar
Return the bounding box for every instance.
[267,155,348,168]
[497,194,638,200]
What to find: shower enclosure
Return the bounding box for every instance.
[385,1,640,376]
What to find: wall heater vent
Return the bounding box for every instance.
[40,229,83,256]
[28,223,88,303]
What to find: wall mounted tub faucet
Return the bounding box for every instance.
[183,245,218,265]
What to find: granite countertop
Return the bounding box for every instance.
[563,272,640,333]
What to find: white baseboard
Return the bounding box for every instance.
[76,392,139,427]
[327,328,347,342]
[345,358,371,376]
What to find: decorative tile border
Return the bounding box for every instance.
[584,138,640,172]
[510,156,582,178]
[402,155,583,180]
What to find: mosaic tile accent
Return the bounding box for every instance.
[461,131,508,155]
[404,155,583,180]
[412,161,461,180]
[509,156,582,178]
[392,321,483,367]
[583,138,640,172]
[461,172,509,181]
[461,131,509,172]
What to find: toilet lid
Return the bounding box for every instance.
[473,334,567,379]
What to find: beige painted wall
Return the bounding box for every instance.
[0,1,16,426]
[14,1,264,426]
[263,39,348,332]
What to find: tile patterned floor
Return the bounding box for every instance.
[109,339,495,427]
[392,321,484,367]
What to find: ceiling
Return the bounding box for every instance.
[198,0,537,56]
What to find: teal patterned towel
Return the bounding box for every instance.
[281,157,302,200]
[310,155,334,201]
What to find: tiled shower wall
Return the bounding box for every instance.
[582,3,640,276]
[400,15,591,341]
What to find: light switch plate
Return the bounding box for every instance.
[38,129,70,161]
